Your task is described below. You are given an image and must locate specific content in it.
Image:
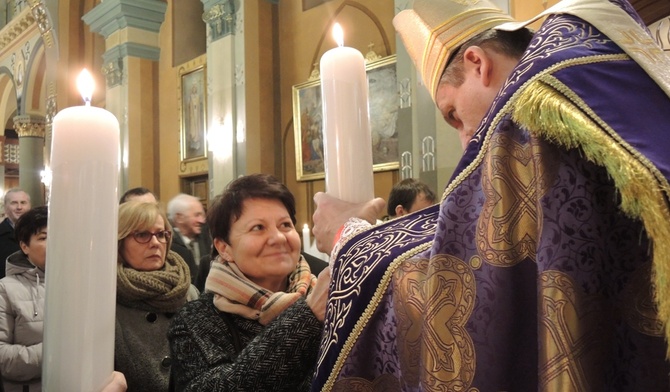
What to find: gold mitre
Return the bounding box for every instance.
[393,0,515,102]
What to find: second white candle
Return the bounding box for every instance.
[320,23,374,203]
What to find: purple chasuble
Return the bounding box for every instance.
[312,1,670,391]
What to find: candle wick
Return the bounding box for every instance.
[84,98,91,107]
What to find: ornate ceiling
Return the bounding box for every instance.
[631,0,670,25]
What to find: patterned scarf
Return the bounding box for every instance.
[116,250,192,313]
[205,255,316,325]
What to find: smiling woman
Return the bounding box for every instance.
[115,201,198,392]
[168,174,331,391]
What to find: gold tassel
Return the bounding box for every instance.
[511,77,670,357]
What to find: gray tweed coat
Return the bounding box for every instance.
[115,304,174,392]
[168,292,323,391]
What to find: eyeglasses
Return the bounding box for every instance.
[131,230,171,244]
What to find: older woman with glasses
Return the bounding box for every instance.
[115,201,197,392]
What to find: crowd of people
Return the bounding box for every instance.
[0,0,668,390]
[0,177,332,391]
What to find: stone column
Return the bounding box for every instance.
[13,114,45,205]
[83,0,167,195]
[202,0,245,200]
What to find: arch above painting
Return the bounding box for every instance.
[308,2,393,82]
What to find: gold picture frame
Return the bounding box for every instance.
[292,55,399,181]
[178,62,207,161]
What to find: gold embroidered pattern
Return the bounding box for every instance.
[539,271,609,390]
[319,213,436,391]
[511,73,670,356]
[618,29,665,64]
[393,257,429,388]
[477,128,553,266]
[412,255,476,391]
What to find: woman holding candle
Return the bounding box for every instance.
[115,201,197,391]
[168,174,331,391]
[0,206,47,392]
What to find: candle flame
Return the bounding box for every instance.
[77,69,94,105]
[333,23,344,47]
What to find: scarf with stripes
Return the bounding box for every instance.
[205,255,316,325]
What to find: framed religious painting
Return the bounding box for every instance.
[293,54,399,181]
[179,62,207,161]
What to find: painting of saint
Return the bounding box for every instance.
[181,67,207,160]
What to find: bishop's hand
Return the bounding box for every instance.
[312,192,386,254]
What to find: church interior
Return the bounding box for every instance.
[0,0,668,229]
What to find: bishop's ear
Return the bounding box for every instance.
[463,46,493,87]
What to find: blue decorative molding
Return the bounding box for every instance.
[82,0,167,39]
[104,42,160,62]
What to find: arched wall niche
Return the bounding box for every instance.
[0,67,17,135]
[23,40,46,115]
[308,1,392,79]
[282,1,394,163]
[278,0,398,227]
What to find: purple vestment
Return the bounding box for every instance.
[312,1,670,391]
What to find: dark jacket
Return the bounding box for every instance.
[168,292,322,391]
[0,219,19,279]
[170,230,212,286]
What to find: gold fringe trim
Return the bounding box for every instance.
[511,78,670,357]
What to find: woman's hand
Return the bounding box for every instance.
[101,371,127,392]
[306,267,331,322]
[312,193,386,254]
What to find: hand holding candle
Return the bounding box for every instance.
[43,69,120,391]
[320,23,374,203]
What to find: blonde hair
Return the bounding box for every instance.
[118,201,173,263]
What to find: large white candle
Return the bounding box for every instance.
[43,69,120,391]
[320,23,374,203]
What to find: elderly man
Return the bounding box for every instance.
[0,188,31,278]
[311,0,670,390]
[167,193,212,285]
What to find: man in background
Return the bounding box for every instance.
[167,193,212,285]
[119,187,157,204]
[0,188,31,278]
[386,178,436,219]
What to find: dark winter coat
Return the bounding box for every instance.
[168,292,323,391]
